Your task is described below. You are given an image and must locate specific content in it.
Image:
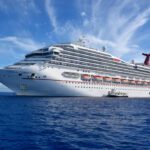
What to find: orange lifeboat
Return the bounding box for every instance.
[113,77,121,82]
[136,80,142,84]
[141,81,147,85]
[81,74,91,80]
[93,75,103,80]
[103,76,112,81]
[144,82,148,85]
[129,80,136,84]
[121,79,128,83]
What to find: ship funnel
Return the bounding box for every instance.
[142,53,150,65]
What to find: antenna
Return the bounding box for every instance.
[102,46,106,52]
[131,60,134,64]
[75,35,89,46]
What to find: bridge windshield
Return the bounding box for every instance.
[25,47,62,58]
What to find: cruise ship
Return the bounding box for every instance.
[0,43,150,97]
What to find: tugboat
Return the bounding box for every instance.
[107,89,128,97]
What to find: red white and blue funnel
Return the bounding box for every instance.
[142,53,150,65]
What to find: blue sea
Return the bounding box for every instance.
[0,93,150,150]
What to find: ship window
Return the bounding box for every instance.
[53,52,59,55]
[31,73,35,78]
[14,62,35,66]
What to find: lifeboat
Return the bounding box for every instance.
[92,75,103,80]
[62,72,80,79]
[121,79,128,83]
[129,80,136,84]
[141,81,147,85]
[113,77,121,82]
[103,76,112,81]
[81,74,91,80]
[144,82,148,85]
[136,81,142,84]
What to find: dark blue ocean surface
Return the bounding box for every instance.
[0,94,150,150]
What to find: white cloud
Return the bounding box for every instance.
[0,36,44,64]
[83,19,89,27]
[81,11,86,17]
[0,0,40,15]
[45,0,58,32]
[0,36,43,52]
[85,35,116,48]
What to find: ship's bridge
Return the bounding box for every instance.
[25,46,62,58]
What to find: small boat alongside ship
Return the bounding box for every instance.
[107,89,128,97]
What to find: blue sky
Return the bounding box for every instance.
[0,0,150,91]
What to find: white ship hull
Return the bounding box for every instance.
[0,66,150,97]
